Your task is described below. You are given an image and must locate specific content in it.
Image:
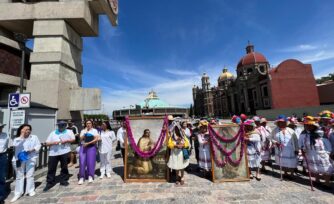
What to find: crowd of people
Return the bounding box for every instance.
[0,110,334,203]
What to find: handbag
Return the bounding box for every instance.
[182,148,190,160]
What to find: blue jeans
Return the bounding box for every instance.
[0,153,8,201]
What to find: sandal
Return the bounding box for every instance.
[175,181,180,186]
[255,176,261,181]
[249,174,254,179]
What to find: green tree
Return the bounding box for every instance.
[316,72,334,84]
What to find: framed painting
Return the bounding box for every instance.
[210,124,250,182]
[124,116,169,182]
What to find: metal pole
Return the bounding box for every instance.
[20,48,25,93]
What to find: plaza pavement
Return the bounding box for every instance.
[5,150,334,204]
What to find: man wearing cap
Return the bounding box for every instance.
[0,123,9,203]
[43,121,75,192]
[270,115,299,178]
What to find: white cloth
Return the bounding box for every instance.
[116,127,127,149]
[299,131,334,175]
[99,130,116,154]
[12,158,36,196]
[100,151,112,175]
[12,135,41,161]
[256,126,271,161]
[46,129,75,156]
[247,132,262,168]
[0,132,9,153]
[270,127,298,169]
[80,128,99,137]
[198,133,211,170]
[167,148,189,170]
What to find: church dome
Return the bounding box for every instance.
[218,68,234,81]
[237,44,268,69]
[139,90,170,108]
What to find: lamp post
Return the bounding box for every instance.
[14,33,27,93]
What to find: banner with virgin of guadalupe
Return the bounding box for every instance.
[209,124,249,182]
[124,116,169,182]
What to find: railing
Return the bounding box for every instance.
[6,143,49,179]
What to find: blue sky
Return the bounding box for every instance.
[80,0,334,114]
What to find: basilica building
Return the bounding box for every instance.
[192,43,320,117]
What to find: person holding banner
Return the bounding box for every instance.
[10,124,41,203]
[244,119,262,180]
[78,120,100,185]
[0,123,9,203]
[43,121,75,192]
[299,116,334,187]
[197,120,211,178]
[167,126,190,185]
[270,115,299,179]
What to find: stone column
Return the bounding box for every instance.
[27,20,83,120]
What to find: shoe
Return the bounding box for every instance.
[106,173,111,178]
[100,174,104,179]
[78,178,84,185]
[43,186,51,192]
[29,191,36,197]
[88,176,93,183]
[10,195,21,203]
[60,182,69,186]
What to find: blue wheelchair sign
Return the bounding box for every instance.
[8,93,19,108]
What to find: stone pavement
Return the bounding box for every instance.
[5,151,334,204]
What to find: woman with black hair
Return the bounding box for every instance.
[167,126,190,185]
[10,124,41,203]
[78,120,100,185]
[298,116,333,187]
[99,121,116,179]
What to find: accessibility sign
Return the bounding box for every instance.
[8,93,19,108]
[8,93,31,109]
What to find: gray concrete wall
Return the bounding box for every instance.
[256,105,334,120]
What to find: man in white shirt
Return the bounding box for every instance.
[43,121,75,192]
[116,122,127,164]
[0,123,9,203]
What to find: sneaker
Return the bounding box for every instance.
[43,186,51,192]
[10,195,21,203]
[60,182,69,186]
[106,173,111,178]
[29,191,36,197]
[78,178,84,185]
[88,176,93,183]
[99,174,104,179]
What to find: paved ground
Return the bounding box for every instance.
[4,150,334,204]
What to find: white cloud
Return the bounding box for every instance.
[164,69,198,76]
[277,44,318,52]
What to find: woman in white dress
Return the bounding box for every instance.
[270,115,299,179]
[99,121,116,179]
[11,124,41,203]
[167,126,190,185]
[299,116,334,187]
[253,116,271,172]
[197,120,211,178]
[244,120,262,180]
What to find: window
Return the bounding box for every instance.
[247,68,253,74]
[262,86,268,97]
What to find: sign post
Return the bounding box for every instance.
[10,110,26,129]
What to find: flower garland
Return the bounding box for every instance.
[125,116,168,158]
[208,125,242,143]
[208,124,245,167]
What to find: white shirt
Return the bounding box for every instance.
[46,129,75,156]
[117,127,127,149]
[12,134,41,161]
[99,130,116,154]
[0,132,9,153]
[182,128,191,138]
[80,128,99,144]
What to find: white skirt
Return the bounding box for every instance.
[304,150,334,175]
[167,148,189,170]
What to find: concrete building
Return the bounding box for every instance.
[0,0,118,120]
[193,43,320,118]
[317,81,334,105]
[113,91,188,120]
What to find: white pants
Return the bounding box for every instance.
[100,151,112,175]
[13,158,36,196]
